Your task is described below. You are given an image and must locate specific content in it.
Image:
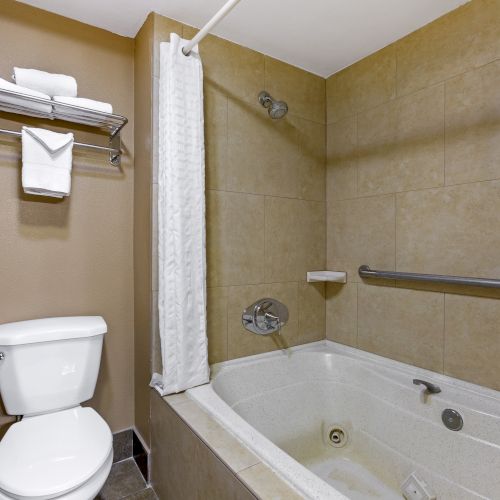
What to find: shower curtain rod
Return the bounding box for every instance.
[182,0,243,56]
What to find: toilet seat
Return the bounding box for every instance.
[0,407,112,500]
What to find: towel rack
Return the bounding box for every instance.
[0,87,128,166]
[358,265,500,289]
[0,128,120,162]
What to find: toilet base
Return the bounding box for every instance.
[0,450,113,500]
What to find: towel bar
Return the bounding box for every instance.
[0,128,121,165]
[358,265,500,289]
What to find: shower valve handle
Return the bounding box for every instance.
[242,298,289,335]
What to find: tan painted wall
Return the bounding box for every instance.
[133,13,155,446]
[148,15,327,376]
[326,0,500,391]
[0,0,135,435]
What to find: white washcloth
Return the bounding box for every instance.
[53,96,112,114]
[13,67,77,98]
[0,78,52,114]
[21,127,74,198]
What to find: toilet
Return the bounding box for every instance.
[0,316,113,500]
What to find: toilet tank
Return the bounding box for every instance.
[0,316,107,416]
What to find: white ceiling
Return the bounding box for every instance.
[16,0,469,77]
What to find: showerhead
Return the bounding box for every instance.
[258,91,288,119]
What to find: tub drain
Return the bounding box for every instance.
[328,426,348,448]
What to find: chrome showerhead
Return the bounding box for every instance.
[258,91,288,119]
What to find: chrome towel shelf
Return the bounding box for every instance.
[359,265,500,289]
[0,87,128,166]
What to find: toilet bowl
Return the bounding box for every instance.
[0,407,113,500]
[0,317,112,500]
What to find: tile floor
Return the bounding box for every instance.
[96,458,157,500]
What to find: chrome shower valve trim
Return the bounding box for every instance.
[242,298,289,335]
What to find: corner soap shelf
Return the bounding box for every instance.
[0,87,128,166]
[307,271,347,283]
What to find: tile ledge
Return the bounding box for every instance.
[237,462,306,500]
[163,392,191,407]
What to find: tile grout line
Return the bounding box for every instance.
[443,77,447,187]
[225,276,229,361]
[325,56,500,129]
[206,187,325,203]
[208,280,309,291]
[442,293,446,375]
[354,113,359,199]
[394,193,397,272]
[355,281,359,347]
[223,90,229,192]
[323,97,328,342]
[326,175,500,205]
[236,461,262,475]
[223,83,230,360]
[395,40,400,99]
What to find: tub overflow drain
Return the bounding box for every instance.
[328,427,348,448]
[442,408,463,431]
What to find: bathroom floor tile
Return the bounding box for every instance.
[123,488,158,500]
[97,458,148,500]
[113,429,133,463]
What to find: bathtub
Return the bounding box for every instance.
[187,341,500,500]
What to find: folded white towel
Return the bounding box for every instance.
[21,127,74,198]
[53,95,113,114]
[0,78,52,115]
[13,67,77,98]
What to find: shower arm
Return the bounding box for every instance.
[258,92,273,108]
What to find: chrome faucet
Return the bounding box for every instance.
[413,379,441,394]
[242,298,288,335]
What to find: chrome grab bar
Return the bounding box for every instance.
[359,265,500,289]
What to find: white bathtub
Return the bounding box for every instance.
[187,341,500,500]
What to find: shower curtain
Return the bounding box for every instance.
[150,33,209,395]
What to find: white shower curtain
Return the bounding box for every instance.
[150,33,209,396]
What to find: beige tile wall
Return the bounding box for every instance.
[326,0,500,391]
[150,392,257,499]
[152,391,304,499]
[150,15,327,366]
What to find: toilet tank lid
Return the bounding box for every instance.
[0,316,107,346]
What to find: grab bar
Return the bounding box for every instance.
[358,265,500,289]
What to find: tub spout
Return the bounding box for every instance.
[413,379,441,394]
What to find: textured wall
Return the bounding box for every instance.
[0,0,135,435]
[149,15,327,370]
[326,0,500,390]
[133,14,155,444]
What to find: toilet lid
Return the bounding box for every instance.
[0,406,112,498]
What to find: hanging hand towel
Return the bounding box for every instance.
[53,96,113,114]
[150,33,209,395]
[13,67,77,98]
[21,127,74,198]
[0,78,52,115]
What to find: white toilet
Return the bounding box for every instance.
[0,316,113,500]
